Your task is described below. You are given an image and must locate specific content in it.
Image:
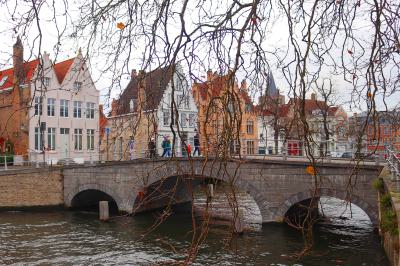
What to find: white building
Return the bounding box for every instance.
[28,51,99,164]
[104,63,198,159]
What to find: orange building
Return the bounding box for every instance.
[192,70,258,156]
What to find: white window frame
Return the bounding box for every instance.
[86,102,95,119]
[163,111,170,126]
[74,128,83,150]
[34,127,43,150]
[87,129,95,150]
[44,77,50,87]
[34,97,42,116]
[60,99,69,117]
[73,81,82,92]
[189,113,195,127]
[47,127,56,150]
[47,98,55,117]
[73,101,82,118]
[181,113,187,127]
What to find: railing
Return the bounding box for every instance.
[386,147,400,180]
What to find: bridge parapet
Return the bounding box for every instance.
[62,157,382,225]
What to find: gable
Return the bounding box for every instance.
[0,59,39,91]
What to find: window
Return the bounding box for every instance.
[246,120,254,134]
[189,113,195,127]
[73,101,82,118]
[34,127,43,150]
[60,99,69,117]
[47,98,55,116]
[47,127,56,150]
[177,95,183,108]
[163,111,170,126]
[245,104,252,113]
[246,140,254,155]
[87,129,95,150]
[184,95,189,109]
[44,77,50,87]
[86,102,95,119]
[383,126,389,135]
[73,81,82,92]
[181,113,187,127]
[34,97,42,116]
[74,128,82,150]
[129,98,136,112]
[60,128,69,135]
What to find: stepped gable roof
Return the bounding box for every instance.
[116,64,174,115]
[0,59,40,91]
[194,74,254,108]
[194,75,227,101]
[54,58,75,84]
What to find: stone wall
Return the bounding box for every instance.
[0,168,63,208]
[380,167,400,266]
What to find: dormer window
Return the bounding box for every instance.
[129,98,136,112]
[0,76,8,86]
[73,81,82,92]
[44,77,50,87]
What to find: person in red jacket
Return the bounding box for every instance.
[187,143,191,157]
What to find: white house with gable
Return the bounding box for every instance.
[28,50,100,164]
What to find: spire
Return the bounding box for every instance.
[266,71,278,96]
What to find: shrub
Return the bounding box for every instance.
[372,178,384,192]
[381,194,392,209]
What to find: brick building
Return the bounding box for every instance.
[192,70,258,156]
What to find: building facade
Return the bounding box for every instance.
[192,71,258,156]
[0,38,99,163]
[101,63,198,160]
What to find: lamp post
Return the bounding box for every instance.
[40,122,46,166]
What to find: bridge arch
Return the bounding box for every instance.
[65,183,127,213]
[136,172,272,222]
[274,188,378,225]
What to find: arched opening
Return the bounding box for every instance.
[133,175,263,230]
[71,189,119,215]
[283,195,375,229]
[279,189,378,227]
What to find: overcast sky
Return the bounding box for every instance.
[0,0,398,114]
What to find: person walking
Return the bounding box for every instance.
[148,138,156,158]
[193,133,200,156]
[187,143,191,157]
[165,136,172,157]
[161,136,168,157]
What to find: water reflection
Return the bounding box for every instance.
[0,196,390,265]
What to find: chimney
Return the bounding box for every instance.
[131,69,137,78]
[13,37,24,86]
[311,93,316,101]
[138,70,146,111]
[207,69,213,82]
[111,99,119,116]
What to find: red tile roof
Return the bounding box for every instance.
[289,98,338,116]
[54,58,75,84]
[0,59,40,91]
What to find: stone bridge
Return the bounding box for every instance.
[63,158,383,225]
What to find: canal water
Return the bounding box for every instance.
[0,189,390,265]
